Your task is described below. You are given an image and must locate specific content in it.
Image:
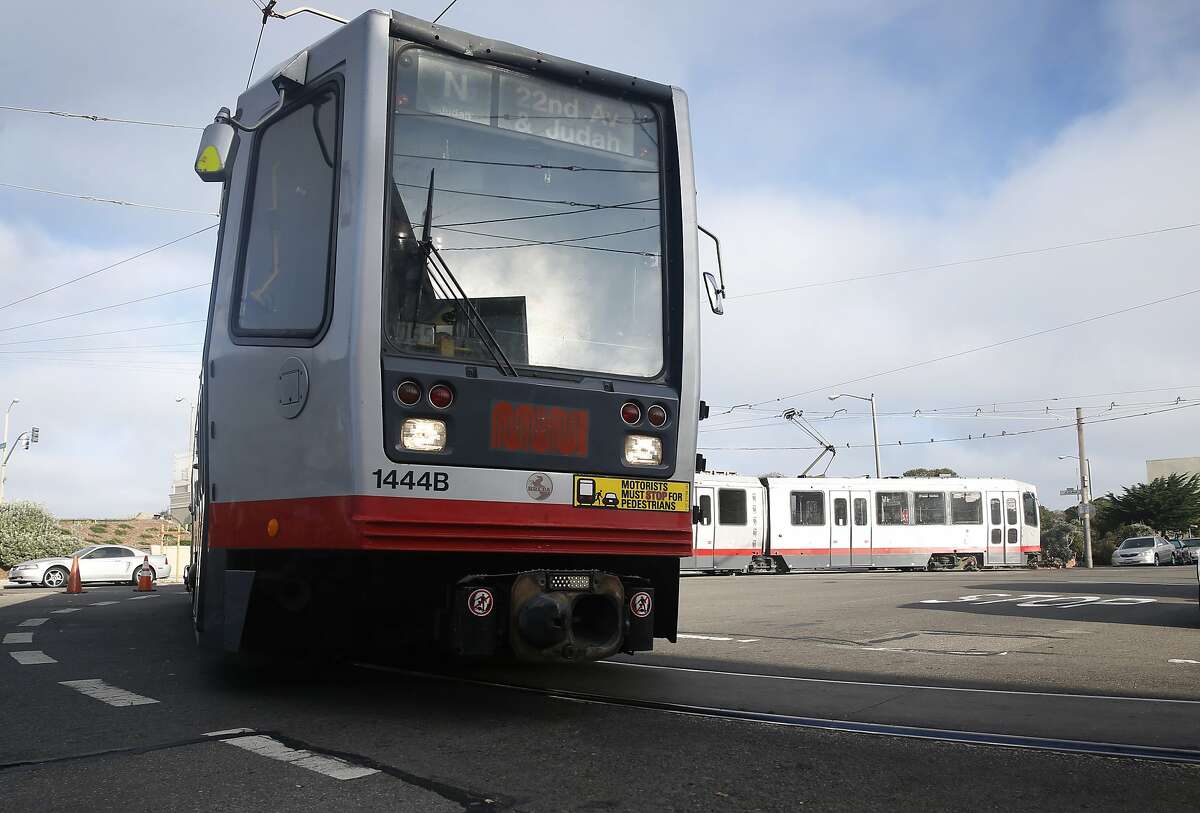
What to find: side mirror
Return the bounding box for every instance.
[194,110,237,183]
[703,271,725,315]
[698,225,726,316]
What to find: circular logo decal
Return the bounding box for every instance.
[526,473,553,501]
[629,592,653,618]
[468,588,494,618]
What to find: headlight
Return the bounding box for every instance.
[624,434,662,466]
[400,418,447,452]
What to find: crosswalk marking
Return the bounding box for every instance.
[51,608,81,614]
[221,734,379,780]
[10,650,56,665]
[89,601,119,606]
[18,618,48,627]
[2,632,34,644]
[59,679,159,706]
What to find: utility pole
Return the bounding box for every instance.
[1076,407,1093,569]
[828,392,882,478]
[0,399,19,505]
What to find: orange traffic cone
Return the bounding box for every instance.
[66,556,84,594]
[134,556,155,592]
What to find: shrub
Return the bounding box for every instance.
[89,524,107,534]
[0,502,81,570]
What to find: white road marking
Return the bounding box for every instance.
[221,734,379,780]
[678,633,760,643]
[51,608,81,614]
[608,661,1200,705]
[59,679,159,706]
[919,593,1157,608]
[204,727,256,737]
[17,618,48,627]
[10,650,56,665]
[128,596,152,601]
[1168,659,1200,665]
[89,601,118,606]
[3,632,34,644]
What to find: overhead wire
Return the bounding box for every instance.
[0,104,202,131]
[699,402,1200,451]
[0,283,211,335]
[732,221,1200,300]
[432,0,461,24]
[736,285,1200,410]
[0,320,206,348]
[0,182,219,217]
[394,179,658,209]
[436,198,658,228]
[0,225,217,312]
[393,152,656,173]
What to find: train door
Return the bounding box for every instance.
[829,491,851,567]
[1003,491,1021,564]
[692,486,716,569]
[851,491,872,566]
[985,492,1003,565]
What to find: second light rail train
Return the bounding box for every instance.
[686,474,1041,573]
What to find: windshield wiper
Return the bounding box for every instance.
[418,169,519,378]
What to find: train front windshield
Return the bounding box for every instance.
[384,46,665,378]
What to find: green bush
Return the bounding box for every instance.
[0,502,81,570]
[89,524,106,534]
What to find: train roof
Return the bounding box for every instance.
[388,10,674,103]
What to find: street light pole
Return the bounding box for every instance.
[0,399,19,504]
[829,392,882,478]
[1075,407,1093,569]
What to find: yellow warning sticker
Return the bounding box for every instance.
[572,475,690,512]
[195,145,223,174]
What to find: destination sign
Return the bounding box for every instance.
[490,401,589,458]
[573,475,690,513]
[411,50,645,158]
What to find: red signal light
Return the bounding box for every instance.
[621,402,641,425]
[429,383,454,409]
[396,380,421,406]
[647,404,668,427]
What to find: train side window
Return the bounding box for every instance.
[853,497,868,526]
[234,89,340,340]
[989,498,1002,525]
[914,492,946,525]
[790,492,825,526]
[833,497,848,527]
[1022,492,1039,527]
[717,489,747,526]
[1006,497,1018,525]
[877,492,909,525]
[698,494,713,526]
[950,492,983,524]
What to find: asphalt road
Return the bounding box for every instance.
[1,566,1198,811]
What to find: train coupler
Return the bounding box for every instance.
[449,571,654,662]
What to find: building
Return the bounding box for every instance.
[1146,456,1200,482]
[168,452,192,526]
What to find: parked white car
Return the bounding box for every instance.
[7,545,170,587]
[1111,536,1174,567]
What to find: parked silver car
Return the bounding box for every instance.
[1179,538,1200,564]
[7,545,170,587]
[1112,536,1174,566]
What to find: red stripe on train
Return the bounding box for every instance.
[209,495,693,556]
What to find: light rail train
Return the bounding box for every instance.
[686,474,1041,572]
[186,9,723,662]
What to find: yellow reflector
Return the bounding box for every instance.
[195,145,223,174]
[267,518,279,537]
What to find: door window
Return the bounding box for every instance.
[950,492,982,524]
[790,492,825,526]
[235,89,340,339]
[698,494,712,526]
[991,529,1002,545]
[833,498,848,527]
[853,498,868,526]
[1007,528,1018,545]
[990,498,1001,525]
[717,489,747,526]
[877,492,909,525]
[1006,498,1018,525]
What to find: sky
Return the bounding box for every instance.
[0,0,1197,517]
